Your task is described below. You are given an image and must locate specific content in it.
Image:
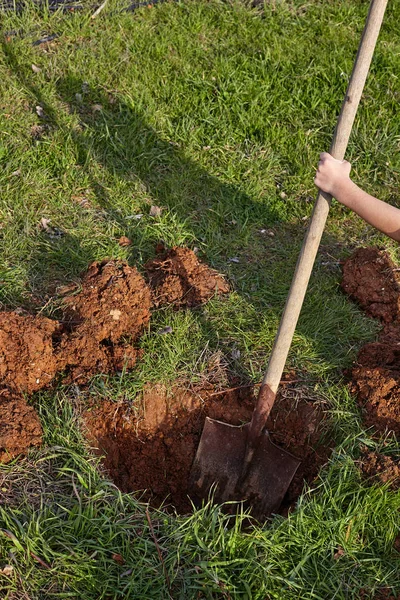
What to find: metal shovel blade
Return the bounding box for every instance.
[190,417,301,518]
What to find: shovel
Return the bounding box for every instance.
[190,0,388,519]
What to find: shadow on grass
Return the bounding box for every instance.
[2,33,283,272]
[1,37,366,379]
[53,73,287,255]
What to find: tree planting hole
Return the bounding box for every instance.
[83,385,333,515]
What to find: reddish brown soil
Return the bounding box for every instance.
[394,536,400,553]
[0,389,42,463]
[374,591,400,600]
[58,260,151,383]
[351,359,400,438]
[360,590,400,600]
[341,247,400,323]
[0,250,234,465]
[83,384,331,515]
[359,450,400,489]
[0,261,151,394]
[145,247,230,308]
[0,312,60,393]
[342,248,400,438]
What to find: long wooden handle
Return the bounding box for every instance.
[250,0,388,439]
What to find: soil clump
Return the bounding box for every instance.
[351,356,400,438]
[0,249,231,464]
[0,389,42,463]
[341,247,400,322]
[359,449,400,490]
[83,384,331,515]
[0,260,151,392]
[58,260,151,383]
[342,248,400,438]
[145,247,230,308]
[0,312,61,394]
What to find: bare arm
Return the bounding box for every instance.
[315,153,400,243]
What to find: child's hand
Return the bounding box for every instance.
[314,152,351,198]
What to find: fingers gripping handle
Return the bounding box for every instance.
[250,0,388,441]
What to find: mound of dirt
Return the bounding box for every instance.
[342,248,400,438]
[62,260,151,343]
[83,384,331,515]
[351,354,400,438]
[0,260,152,392]
[0,389,42,463]
[0,312,60,393]
[359,450,400,490]
[341,247,400,323]
[58,260,151,383]
[145,247,230,308]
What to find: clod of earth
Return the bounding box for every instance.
[342,248,400,438]
[341,247,400,323]
[145,247,230,307]
[83,384,331,515]
[0,260,151,393]
[359,449,400,490]
[0,389,42,463]
[351,351,400,438]
[58,260,151,383]
[0,312,61,393]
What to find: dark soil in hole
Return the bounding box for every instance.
[83,384,332,515]
[359,449,400,490]
[145,246,230,308]
[343,247,400,439]
[0,389,42,463]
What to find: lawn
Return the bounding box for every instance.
[0,0,400,598]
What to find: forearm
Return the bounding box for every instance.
[334,179,400,243]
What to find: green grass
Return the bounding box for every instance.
[1,0,400,597]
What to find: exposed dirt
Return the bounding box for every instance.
[360,590,400,600]
[58,260,151,383]
[83,384,331,515]
[374,591,400,600]
[0,260,151,393]
[359,450,400,490]
[0,249,232,464]
[394,536,400,554]
[341,247,400,323]
[0,312,61,394]
[351,359,400,438]
[145,247,230,308]
[342,248,400,439]
[0,389,42,463]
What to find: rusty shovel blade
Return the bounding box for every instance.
[189,417,300,518]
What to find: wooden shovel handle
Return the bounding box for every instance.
[249,0,388,442]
